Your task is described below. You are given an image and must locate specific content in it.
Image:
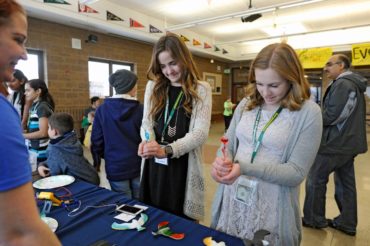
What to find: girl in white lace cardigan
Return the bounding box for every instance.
[211,43,322,245]
[138,33,212,221]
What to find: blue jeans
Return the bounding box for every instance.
[109,176,140,200]
[303,153,357,231]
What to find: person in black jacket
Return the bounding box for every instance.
[91,69,143,199]
[303,54,368,236]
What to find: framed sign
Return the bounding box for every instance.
[203,72,222,95]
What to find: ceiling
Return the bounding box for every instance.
[21,0,370,62]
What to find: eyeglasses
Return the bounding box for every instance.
[325,61,342,67]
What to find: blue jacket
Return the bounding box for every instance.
[91,97,143,181]
[43,131,99,185]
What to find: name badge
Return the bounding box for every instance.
[235,178,257,206]
[155,157,168,166]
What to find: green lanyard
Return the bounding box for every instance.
[250,105,283,163]
[161,90,184,141]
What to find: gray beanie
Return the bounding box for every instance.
[109,69,137,94]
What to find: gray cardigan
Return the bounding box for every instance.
[211,98,323,246]
[141,80,212,220]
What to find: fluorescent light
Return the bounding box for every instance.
[167,0,325,31]
[262,23,307,36]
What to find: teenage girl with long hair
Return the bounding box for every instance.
[138,33,212,221]
[23,79,55,163]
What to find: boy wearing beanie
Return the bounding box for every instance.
[91,69,143,199]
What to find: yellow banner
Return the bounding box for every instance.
[352,43,370,66]
[296,47,333,69]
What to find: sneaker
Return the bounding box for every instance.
[327,219,356,236]
[302,218,328,229]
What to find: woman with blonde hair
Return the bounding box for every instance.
[211,43,322,245]
[138,33,212,221]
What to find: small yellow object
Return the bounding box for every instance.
[37,192,62,206]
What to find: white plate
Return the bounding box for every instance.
[33,175,75,189]
[41,217,58,232]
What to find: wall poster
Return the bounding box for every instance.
[203,72,222,95]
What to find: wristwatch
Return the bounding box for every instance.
[164,145,173,157]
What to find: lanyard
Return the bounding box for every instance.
[161,90,184,141]
[250,105,283,163]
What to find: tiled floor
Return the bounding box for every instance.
[90,121,370,246]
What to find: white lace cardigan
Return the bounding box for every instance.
[140,80,212,220]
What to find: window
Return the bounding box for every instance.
[88,58,133,97]
[15,49,44,80]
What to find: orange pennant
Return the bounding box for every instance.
[193,38,201,46]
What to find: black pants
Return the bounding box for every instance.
[224,115,232,131]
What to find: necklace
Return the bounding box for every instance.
[167,105,180,137]
[161,90,184,141]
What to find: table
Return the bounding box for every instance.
[36,180,244,246]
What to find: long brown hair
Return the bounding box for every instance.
[147,32,200,120]
[246,43,310,111]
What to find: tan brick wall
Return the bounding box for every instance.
[26,17,230,128]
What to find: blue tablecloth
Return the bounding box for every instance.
[36,180,244,246]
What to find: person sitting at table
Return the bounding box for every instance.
[0,0,61,245]
[210,43,322,245]
[91,69,143,199]
[37,112,99,185]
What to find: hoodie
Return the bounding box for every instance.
[44,131,100,185]
[91,97,143,181]
[319,71,368,155]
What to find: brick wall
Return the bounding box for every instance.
[26,17,230,130]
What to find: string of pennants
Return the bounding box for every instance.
[43,0,229,54]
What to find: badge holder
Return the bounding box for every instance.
[234,178,257,206]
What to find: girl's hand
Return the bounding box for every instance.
[211,158,241,185]
[140,140,162,159]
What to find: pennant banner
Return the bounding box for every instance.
[204,42,212,49]
[107,11,123,21]
[193,38,201,46]
[214,46,220,52]
[44,0,70,4]
[130,18,144,28]
[78,3,98,13]
[352,43,370,66]
[222,49,228,54]
[180,35,189,42]
[149,25,162,33]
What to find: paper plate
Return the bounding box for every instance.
[41,217,58,232]
[33,175,75,189]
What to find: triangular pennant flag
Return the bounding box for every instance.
[214,46,220,52]
[149,25,163,33]
[180,35,189,42]
[222,49,228,54]
[107,11,123,21]
[78,3,98,13]
[204,42,212,49]
[44,0,70,4]
[130,18,144,28]
[193,38,201,46]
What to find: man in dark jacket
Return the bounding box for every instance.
[91,69,143,199]
[303,54,368,236]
